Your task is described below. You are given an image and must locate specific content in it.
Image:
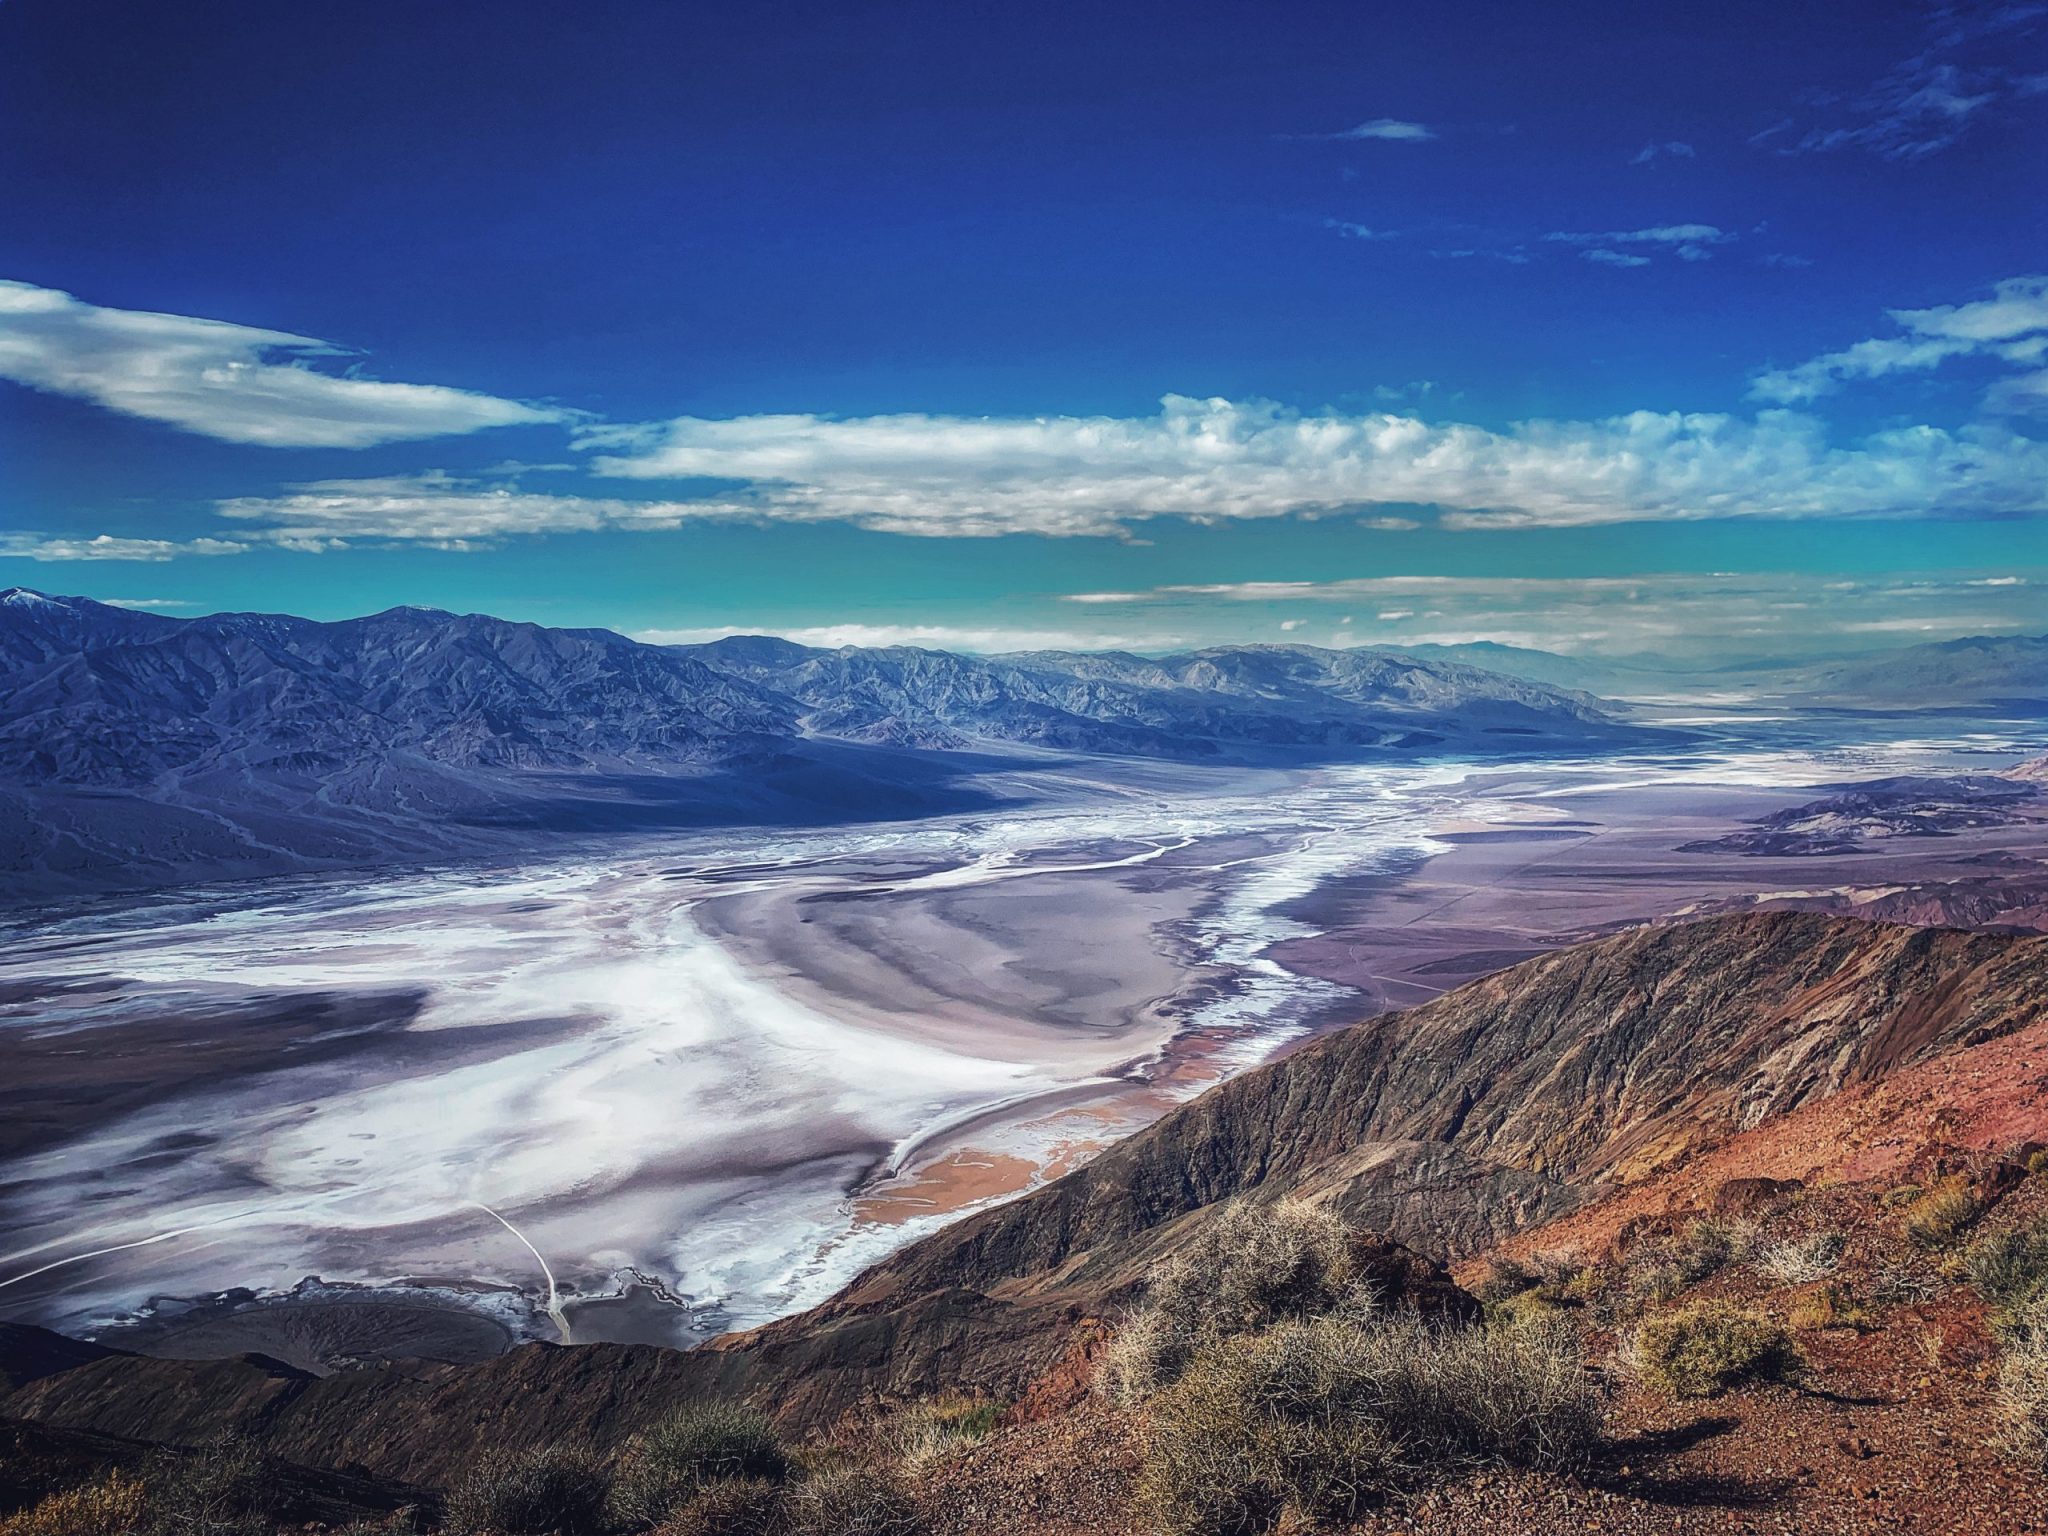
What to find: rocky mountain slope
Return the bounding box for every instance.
[0,589,1642,901]
[1681,771,2045,855]
[7,911,2045,1497]
[680,635,1625,756]
[1792,631,2048,708]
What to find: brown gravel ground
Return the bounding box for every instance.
[909,1178,2048,1536]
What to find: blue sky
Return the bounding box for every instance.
[2,0,2045,659]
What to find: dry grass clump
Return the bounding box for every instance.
[1998,1290,2048,1469]
[1098,1200,1363,1403]
[654,1476,786,1536]
[780,1464,919,1536]
[1758,1231,1845,1286]
[1139,1313,1599,1535]
[1630,1301,1802,1399]
[1870,1259,1939,1305]
[609,1403,791,1528]
[1905,1178,1985,1251]
[1626,1217,1751,1304]
[1967,1216,2048,1312]
[0,1471,147,1536]
[1787,1284,1872,1333]
[444,1443,610,1536]
[139,1437,285,1536]
[888,1395,1003,1469]
[1469,1255,1537,1305]
[1,1441,304,1536]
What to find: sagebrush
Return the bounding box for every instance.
[1139,1313,1599,1534]
[1631,1302,1801,1398]
[443,1444,609,1536]
[608,1402,791,1528]
[1098,1200,1365,1403]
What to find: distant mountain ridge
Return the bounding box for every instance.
[676,632,1621,756]
[1402,631,2048,709]
[0,589,1642,900]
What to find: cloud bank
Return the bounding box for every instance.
[577,395,2048,537]
[1057,570,2048,658]
[0,280,565,447]
[0,532,245,562]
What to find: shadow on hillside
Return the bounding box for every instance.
[1591,1415,1791,1509]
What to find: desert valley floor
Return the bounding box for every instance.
[2,708,2043,1375]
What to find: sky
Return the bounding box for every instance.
[2,0,2046,661]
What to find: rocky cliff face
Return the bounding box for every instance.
[7,911,2044,1485]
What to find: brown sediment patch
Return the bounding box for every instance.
[855,1151,1042,1225]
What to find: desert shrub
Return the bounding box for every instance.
[1490,1287,1568,1328]
[1882,1183,1924,1209]
[1098,1200,1362,1403]
[609,1402,791,1528]
[1967,1218,2048,1311]
[1758,1231,1845,1286]
[0,1471,147,1536]
[443,1444,609,1536]
[1138,1313,1599,1535]
[1673,1217,1748,1280]
[1624,1217,1750,1305]
[139,1437,282,1536]
[1905,1179,1984,1251]
[1998,1291,2048,1468]
[654,1476,787,1536]
[1631,1302,1802,1399]
[1869,1260,1939,1306]
[1469,1256,1537,1305]
[781,1464,918,1536]
[1787,1285,1872,1332]
[889,1395,1003,1468]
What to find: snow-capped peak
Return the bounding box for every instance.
[0,588,70,610]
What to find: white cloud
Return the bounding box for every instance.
[0,532,246,562]
[580,394,2048,536]
[1056,571,2047,659]
[1630,140,1696,164]
[0,280,566,447]
[1761,7,2045,160]
[1752,274,2048,405]
[98,597,196,609]
[1547,224,1735,265]
[215,472,713,550]
[635,623,1180,654]
[1988,368,2048,415]
[1546,223,1732,247]
[1324,220,1396,241]
[1325,118,1436,141]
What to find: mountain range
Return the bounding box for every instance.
[1407,632,2048,708]
[0,588,1643,901]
